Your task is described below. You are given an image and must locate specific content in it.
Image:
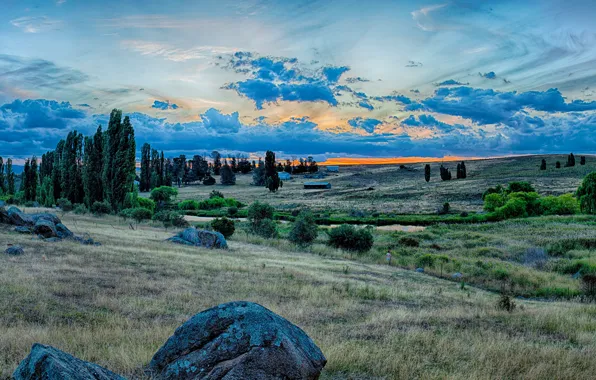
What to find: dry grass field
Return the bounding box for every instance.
[172,154,596,214]
[2,209,596,379]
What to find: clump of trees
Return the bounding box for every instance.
[220,162,236,185]
[326,224,374,253]
[566,153,576,167]
[580,156,586,166]
[440,165,452,181]
[456,161,467,179]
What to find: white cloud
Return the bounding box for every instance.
[121,40,239,62]
[10,16,62,33]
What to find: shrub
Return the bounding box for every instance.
[73,204,88,215]
[327,224,374,253]
[482,184,504,200]
[399,236,419,247]
[289,210,319,246]
[210,190,224,199]
[130,207,152,223]
[178,199,200,210]
[497,294,516,312]
[540,194,579,215]
[150,186,178,204]
[416,254,436,268]
[438,202,450,215]
[508,191,541,216]
[248,201,275,223]
[507,181,535,194]
[581,274,596,300]
[91,200,112,215]
[252,218,278,239]
[484,193,506,212]
[123,188,139,209]
[577,172,596,214]
[495,198,527,219]
[227,206,238,217]
[152,210,189,229]
[211,217,235,238]
[57,198,73,211]
[137,197,156,213]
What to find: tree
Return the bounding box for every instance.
[0,157,5,194]
[102,109,122,206]
[61,131,84,203]
[150,186,178,207]
[83,126,104,207]
[556,161,561,169]
[289,210,319,246]
[540,159,547,170]
[23,157,39,201]
[38,176,54,207]
[52,140,65,201]
[424,164,431,182]
[440,165,452,181]
[581,156,586,166]
[577,172,596,214]
[326,224,373,253]
[566,153,576,167]
[252,164,266,186]
[264,150,280,192]
[220,163,236,185]
[211,151,222,175]
[6,158,15,195]
[140,143,151,192]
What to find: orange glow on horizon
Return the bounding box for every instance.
[318,156,484,166]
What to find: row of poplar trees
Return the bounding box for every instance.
[16,109,137,211]
[0,157,17,196]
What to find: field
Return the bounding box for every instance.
[2,154,596,379]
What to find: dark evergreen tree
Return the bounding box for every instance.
[581,156,586,166]
[52,140,65,201]
[150,148,162,189]
[229,156,237,173]
[0,157,5,194]
[456,161,467,179]
[284,159,292,174]
[29,156,38,201]
[307,156,318,173]
[22,159,30,198]
[540,159,547,170]
[424,164,431,182]
[160,151,165,185]
[238,158,252,174]
[192,155,209,182]
[220,163,236,185]
[102,109,123,204]
[83,126,104,207]
[277,162,284,172]
[6,158,15,195]
[440,165,452,181]
[556,161,561,169]
[211,151,222,175]
[39,151,54,182]
[112,116,136,210]
[264,150,280,192]
[566,153,576,167]
[61,130,84,203]
[140,143,151,192]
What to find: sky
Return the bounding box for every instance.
[1,0,596,162]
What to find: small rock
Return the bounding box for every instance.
[150,301,326,380]
[167,228,227,249]
[452,272,463,279]
[416,267,424,273]
[5,246,24,255]
[13,343,125,380]
[14,226,32,234]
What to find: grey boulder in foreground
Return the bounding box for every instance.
[167,228,228,249]
[13,343,125,380]
[150,301,327,379]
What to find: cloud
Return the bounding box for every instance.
[437,79,467,86]
[345,77,370,83]
[200,108,241,133]
[411,4,448,32]
[121,40,239,62]
[10,16,61,33]
[409,86,596,125]
[322,66,349,83]
[358,100,374,111]
[0,54,89,92]
[372,94,413,105]
[152,100,179,110]
[348,117,382,133]
[480,71,497,79]
[406,61,423,67]
[401,114,465,133]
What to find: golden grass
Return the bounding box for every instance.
[1,211,596,379]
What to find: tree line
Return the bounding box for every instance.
[424,161,467,182]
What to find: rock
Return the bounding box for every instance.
[452,272,463,279]
[416,267,424,273]
[0,200,5,207]
[8,207,34,227]
[14,226,32,234]
[56,223,74,238]
[34,219,58,239]
[150,301,326,380]
[0,206,9,223]
[31,213,62,225]
[5,245,24,255]
[168,228,227,249]
[13,343,125,380]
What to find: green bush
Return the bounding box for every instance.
[399,236,420,247]
[178,200,200,210]
[137,197,156,213]
[540,194,579,215]
[484,193,506,212]
[248,201,275,222]
[91,200,112,215]
[73,204,88,215]
[211,217,235,238]
[507,181,535,194]
[495,198,527,219]
[57,198,73,211]
[326,224,374,253]
[150,186,178,204]
[123,188,139,209]
[228,206,239,217]
[482,185,504,200]
[210,190,224,199]
[509,192,541,216]
[577,172,596,214]
[289,210,319,246]
[152,210,189,229]
[197,197,241,210]
[416,254,436,268]
[252,218,278,239]
[130,207,152,223]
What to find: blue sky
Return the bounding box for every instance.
[1,0,596,160]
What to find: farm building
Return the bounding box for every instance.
[278,172,291,180]
[304,182,331,189]
[326,166,339,172]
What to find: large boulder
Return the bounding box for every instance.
[31,213,62,225]
[5,245,24,255]
[7,207,34,227]
[149,301,326,380]
[34,219,58,239]
[13,343,125,380]
[168,228,227,249]
[0,206,9,223]
[56,223,74,238]
[14,226,32,234]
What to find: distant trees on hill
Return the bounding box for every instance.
[424,164,431,182]
[581,156,586,165]
[456,161,467,179]
[556,161,561,169]
[540,159,547,170]
[265,151,281,192]
[440,165,452,181]
[566,153,576,167]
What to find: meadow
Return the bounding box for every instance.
[2,154,596,379]
[2,210,596,379]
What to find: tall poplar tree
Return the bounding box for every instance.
[424,164,431,182]
[83,126,104,207]
[0,157,5,194]
[264,150,280,192]
[6,158,15,195]
[103,109,123,205]
[52,140,65,201]
[140,143,151,192]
